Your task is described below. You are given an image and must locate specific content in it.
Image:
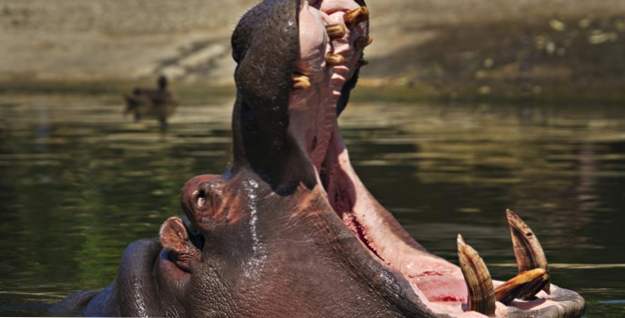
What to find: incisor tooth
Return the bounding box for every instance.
[344,6,369,27]
[506,209,550,294]
[326,53,345,66]
[495,268,549,305]
[292,75,311,89]
[457,234,496,316]
[326,24,346,39]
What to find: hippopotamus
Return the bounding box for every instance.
[51,0,585,316]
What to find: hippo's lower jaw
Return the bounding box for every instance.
[294,108,584,317]
[311,125,585,317]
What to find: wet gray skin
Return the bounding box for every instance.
[51,0,585,317]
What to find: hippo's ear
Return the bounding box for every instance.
[230,0,316,194]
[159,217,201,272]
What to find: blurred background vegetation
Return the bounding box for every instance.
[2,0,625,102]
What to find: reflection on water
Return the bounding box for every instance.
[1,94,624,316]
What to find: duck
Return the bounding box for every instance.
[124,75,178,128]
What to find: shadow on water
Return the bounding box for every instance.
[1,93,624,316]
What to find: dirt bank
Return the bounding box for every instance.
[1,0,625,99]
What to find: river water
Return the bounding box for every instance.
[0,92,624,316]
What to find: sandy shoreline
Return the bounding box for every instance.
[1,0,625,99]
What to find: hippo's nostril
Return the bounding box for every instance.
[192,186,210,209]
[196,189,207,208]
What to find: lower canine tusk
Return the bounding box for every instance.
[457,234,496,316]
[495,268,549,305]
[506,209,550,294]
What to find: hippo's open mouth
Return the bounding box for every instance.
[50,0,584,316]
[285,1,584,316]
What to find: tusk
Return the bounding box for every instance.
[292,74,311,89]
[457,234,496,316]
[344,6,369,27]
[325,53,345,66]
[506,209,550,294]
[495,268,550,305]
[326,24,346,40]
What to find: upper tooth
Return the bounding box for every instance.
[457,234,496,316]
[326,24,346,39]
[325,53,345,66]
[506,209,550,294]
[344,6,369,27]
[292,74,311,89]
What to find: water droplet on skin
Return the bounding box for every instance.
[242,178,266,279]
